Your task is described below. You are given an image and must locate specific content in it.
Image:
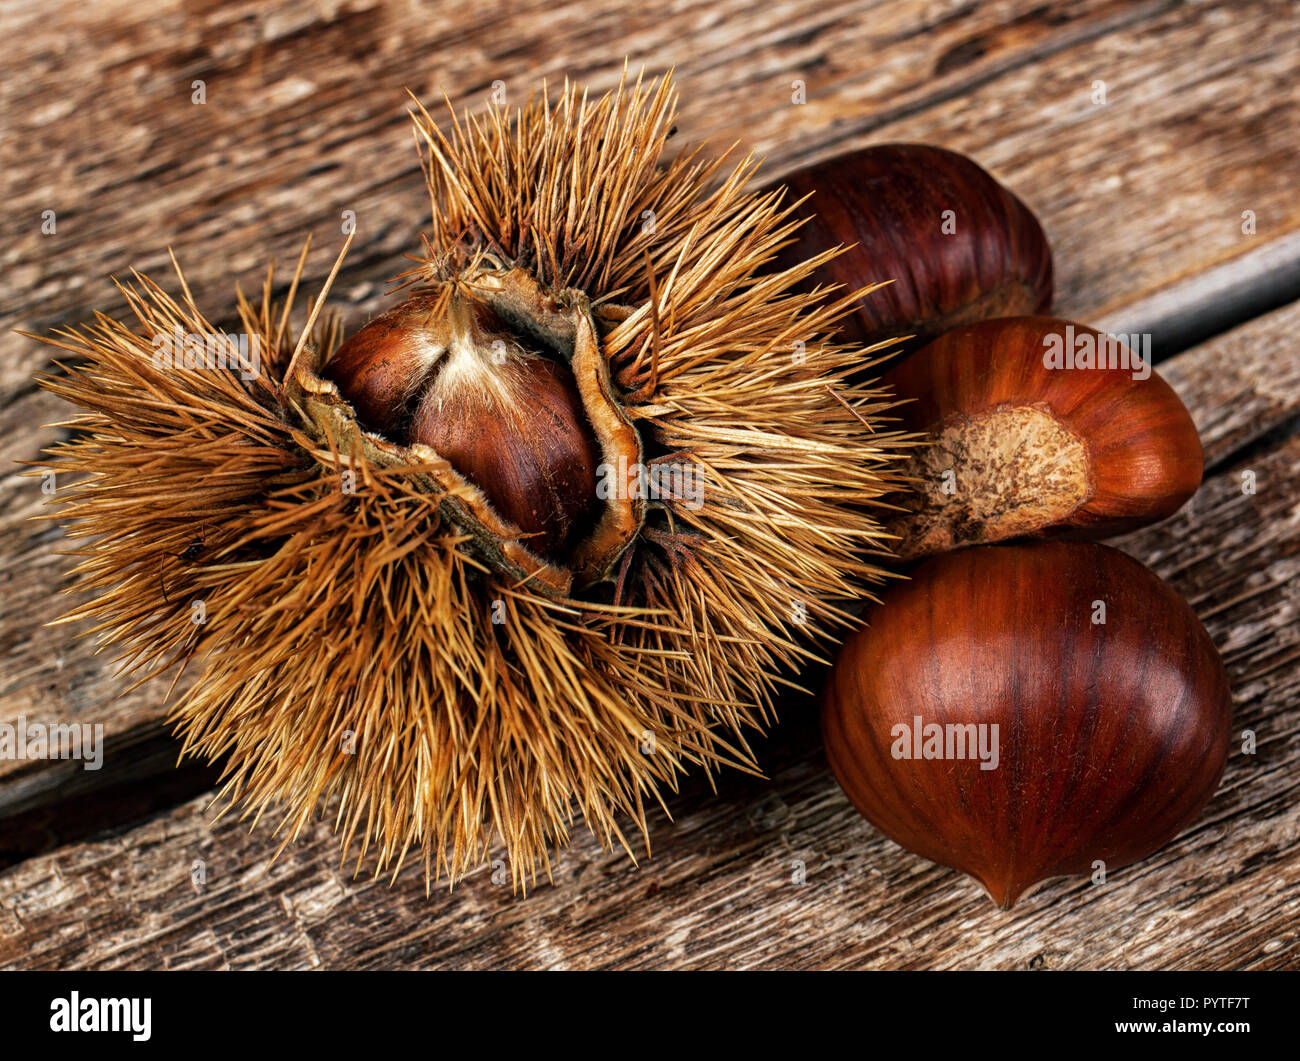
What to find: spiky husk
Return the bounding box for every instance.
[35,71,905,888]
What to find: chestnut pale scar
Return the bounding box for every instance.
[890,403,1093,559]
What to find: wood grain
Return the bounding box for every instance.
[1,0,1298,969]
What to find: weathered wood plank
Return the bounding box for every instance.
[1153,298,1300,468]
[0,716,219,871]
[3,0,1298,969]
[2,308,1296,970]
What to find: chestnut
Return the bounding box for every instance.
[821,541,1232,908]
[883,317,1203,560]
[776,144,1053,352]
[325,293,600,561]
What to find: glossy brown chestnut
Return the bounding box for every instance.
[325,294,600,560]
[884,317,1203,560]
[776,144,1053,353]
[821,541,1232,908]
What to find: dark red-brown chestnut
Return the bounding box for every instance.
[775,144,1053,353]
[883,317,1203,560]
[324,293,600,561]
[821,541,1232,909]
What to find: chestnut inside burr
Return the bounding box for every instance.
[324,294,601,562]
[888,404,1092,560]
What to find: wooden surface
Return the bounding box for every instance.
[2,0,1299,969]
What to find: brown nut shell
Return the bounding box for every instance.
[777,144,1052,353]
[821,541,1232,908]
[884,316,1203,560]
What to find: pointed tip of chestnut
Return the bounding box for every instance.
[884,317,1204,559]
[776,144,1053,354]
[982,880,1021,911]
[979,871,1048,911]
